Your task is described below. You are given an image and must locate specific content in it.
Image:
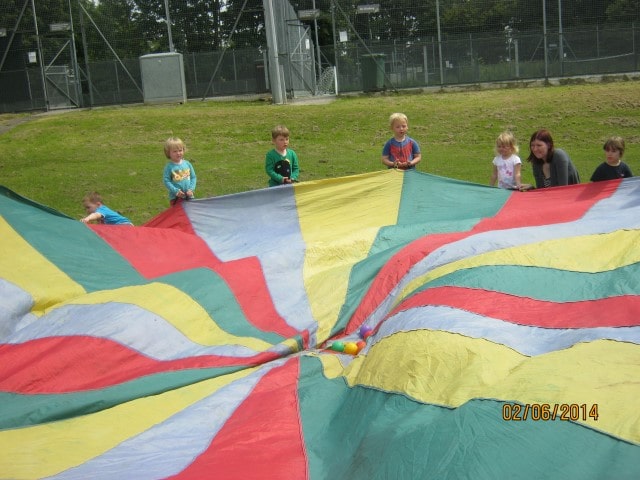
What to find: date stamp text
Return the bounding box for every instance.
[502,403,599,421]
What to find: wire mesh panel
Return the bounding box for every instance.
[322,0,640,92]
[1,0,639,112]
[0,0,75,111]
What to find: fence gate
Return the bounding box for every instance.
[285,20,317,96]
[264,0,317,103]
[41,20,81,109]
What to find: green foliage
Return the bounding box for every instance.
[605,0,640,22]
[6,0,637,62]
[1,81,639,225]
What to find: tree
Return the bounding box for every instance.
[220,0,265,48]
[605,0,640,23]
[78,0,149,60]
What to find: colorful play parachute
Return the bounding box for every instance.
[1,170,639,479]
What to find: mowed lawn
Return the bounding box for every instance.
[1,80,639,225]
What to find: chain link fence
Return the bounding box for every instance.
[1,0,639,112]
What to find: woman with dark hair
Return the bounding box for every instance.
[526,129,580,189]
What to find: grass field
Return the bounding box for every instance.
[1,80,639,225]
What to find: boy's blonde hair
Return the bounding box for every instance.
[603,136,625,156]
[495,131,519,155]
[389,112,408,127]
[83,192,103,204]
[164,137,187,158]
[272,125,290,139]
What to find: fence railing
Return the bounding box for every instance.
[1,23,639,113]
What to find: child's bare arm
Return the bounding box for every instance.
[81,212,102,224]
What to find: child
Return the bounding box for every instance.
[490,131,522,189]
[265,125,300,186]
[590,136,633,182]
[81,192,133,225]
[163,137,197,205]
[381,113,421,169]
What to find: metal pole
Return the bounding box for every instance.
[263,0,285,104]
[632,22,636,63]
[331,0,338,87]
[31,0,50,110]
[233,50,237,81]
[558,0,563,75]
[201,0,250,100]
[164,0,174,52]
[0,0,30,74]
[192,52,198,92]
[312,0,322,85]
[67,0,82,106]
[78,5,94,107]
[423,44,428,85]
[436,0,444,85]
[78,2,143,94]
[542,0,548,79]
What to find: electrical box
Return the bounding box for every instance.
[139,52,187,104]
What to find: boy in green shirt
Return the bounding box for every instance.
[265,125,300,187]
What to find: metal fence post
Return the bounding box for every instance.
[164,0,174,53]
[543,0,548,79]
[558,0,564,76]
[436,0,444,85]
[31,0,49,110]
[78,0,94,107]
